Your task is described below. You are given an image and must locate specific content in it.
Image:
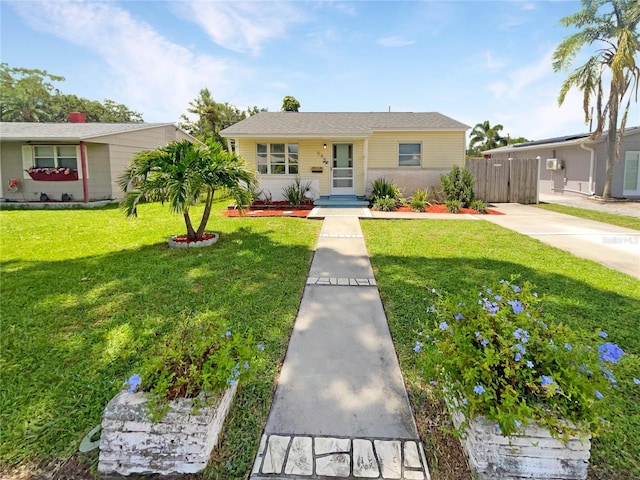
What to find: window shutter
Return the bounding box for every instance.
[21,146,33,179]
[77,145,88,179]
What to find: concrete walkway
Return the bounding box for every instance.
[250,211,430,480]
[483,203,640,279]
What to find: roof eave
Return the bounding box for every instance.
[220,133,370,139]
[485,137,597,154]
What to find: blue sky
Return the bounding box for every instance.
[1,1,638,141]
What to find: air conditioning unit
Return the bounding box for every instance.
[546,158,563,171]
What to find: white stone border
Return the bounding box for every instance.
[250,434,430,479]
[168,232,219,249]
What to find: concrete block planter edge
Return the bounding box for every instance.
[98,384,237,476]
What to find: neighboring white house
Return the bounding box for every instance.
[484,126,640,199]
[220,111,470,201]
[0,121,196,203]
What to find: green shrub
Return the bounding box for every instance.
[372,195,398,212]
[368,177,402,202]
[410,199,426,212]
[440,165,475,207]
[415,278,626,439]
[445,200,462,213]
[410,189,431,212]
[470,200,488,213]
[429,186,446,204]
[282,176,313,205]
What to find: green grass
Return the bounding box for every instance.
[0,200,321,478]
[362,219,640,480]
[537,203,640,230]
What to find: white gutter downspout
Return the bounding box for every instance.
[580,141,596,195]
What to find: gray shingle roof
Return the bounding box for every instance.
[0,122,177,141]
[220,112,469,138]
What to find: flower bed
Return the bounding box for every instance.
[26,168,78,181]
[414,278,627,479]
[228,200,315,210]
[396,205,503,215]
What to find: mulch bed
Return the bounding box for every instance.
[395,205,504,215]
[223,203,504,217]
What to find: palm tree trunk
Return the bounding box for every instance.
[196,189,214,239]
[184,212,197,241]
[603,83,620,199]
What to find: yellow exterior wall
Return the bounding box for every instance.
[367,131,465,169]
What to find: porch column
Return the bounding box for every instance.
[80,141,89,203]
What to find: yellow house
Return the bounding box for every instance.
[220,112,469,204]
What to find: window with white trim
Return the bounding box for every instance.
[33,145,79,169]
[256,143,298,174]
[22,144,86,179]
[398,143,421,167]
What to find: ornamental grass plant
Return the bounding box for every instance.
[415,277,625,440]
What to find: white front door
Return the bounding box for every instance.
[623,151,640,196]
[331,143,355,195]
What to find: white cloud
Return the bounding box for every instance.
[10,1,232,122]
[488,51,554,101]
[377,36,415,47]
[175,1,307,55]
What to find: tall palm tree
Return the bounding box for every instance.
[553,0,640,198]
[469,120,508,153]
[118,140,256,241]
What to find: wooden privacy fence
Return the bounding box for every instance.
[466,157,539,204]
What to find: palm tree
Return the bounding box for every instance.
[118,140,257,241]
[468,120,508,153]
[553,0,640,198]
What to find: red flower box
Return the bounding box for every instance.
[27,169,79,181]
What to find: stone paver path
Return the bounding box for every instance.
[250,213,430,480]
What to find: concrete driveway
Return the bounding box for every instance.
[483,204,640,279]
[539,194,640,218]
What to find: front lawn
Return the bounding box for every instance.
[0,201,321,479]
[362,219,640,480]
[536,202,640,230]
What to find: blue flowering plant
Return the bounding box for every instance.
[415,278,625,440]
[123,314,262,420]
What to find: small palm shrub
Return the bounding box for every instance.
[470,200,488,213]
[440,165,475,207]
[372,195,398,212]
[282,177,313,205]
[446,200,462,213]
[410,189,431,212]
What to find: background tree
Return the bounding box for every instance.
[281,95,301,112]
[553,0,639,198]
[468,120,508,154]
[0,63,143,123]
[118,140,256,241]
[180,88,266,144]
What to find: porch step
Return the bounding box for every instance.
[313,196,370,208]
